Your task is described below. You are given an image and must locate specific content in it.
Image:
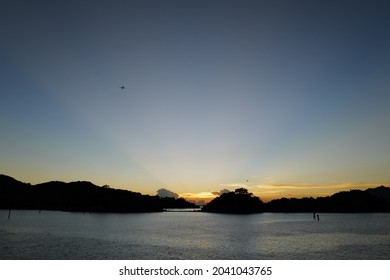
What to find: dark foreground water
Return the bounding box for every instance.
[1,210,389,259]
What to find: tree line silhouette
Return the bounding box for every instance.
[264,188,390,213]
[201,188,264,213]
[1,174,390,214]
[0,175,196,213]
[203,186,390,213]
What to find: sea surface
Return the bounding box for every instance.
[1,210,389,259]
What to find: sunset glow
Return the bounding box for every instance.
[1,0,389,202]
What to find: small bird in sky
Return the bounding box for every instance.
[120,86,125,90]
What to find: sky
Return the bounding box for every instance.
[1,0,390,203]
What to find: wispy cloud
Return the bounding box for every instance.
[254,182,386,190]
[217,183,248,189]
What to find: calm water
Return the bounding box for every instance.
[1,210,389,259]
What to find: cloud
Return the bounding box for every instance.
[156,188,179,198]
[211,189,231,196]
[254,183,365,190]
[218,183,249,189]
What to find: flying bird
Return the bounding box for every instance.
[120,86,125,90]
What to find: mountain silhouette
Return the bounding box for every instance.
[0,175,196,213]
[365,186,390,202]
[1,174,390,214]
[203,187,390,214]
[202,188,264,214]
[264,189,390,213]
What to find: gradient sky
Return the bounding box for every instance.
[1,0,390,202]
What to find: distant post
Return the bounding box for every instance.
[8,209,11,220]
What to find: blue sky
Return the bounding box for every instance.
[1,0,389,202]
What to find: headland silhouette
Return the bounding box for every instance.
[1,174,390,214]
[0,174,196,213]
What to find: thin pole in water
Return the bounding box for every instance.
[8,209,11,220]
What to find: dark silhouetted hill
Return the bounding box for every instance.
[0,174,30,188]
[202,188,264,214]
[0,175,33,209]
[365,186,390,202]
[264,197,317,212]
[202,186,390,214]
[0,175,196,213]
[2,175,389,213]
[264,188,390,213]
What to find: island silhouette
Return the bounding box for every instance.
[0,174,196,213]
[1,174,390,214]
[201,188,264,213]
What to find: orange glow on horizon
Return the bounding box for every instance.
[179,192,218,205]
[179,183,388,204]
[253,183,385,202]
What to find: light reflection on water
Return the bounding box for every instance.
[1,210,389,259]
